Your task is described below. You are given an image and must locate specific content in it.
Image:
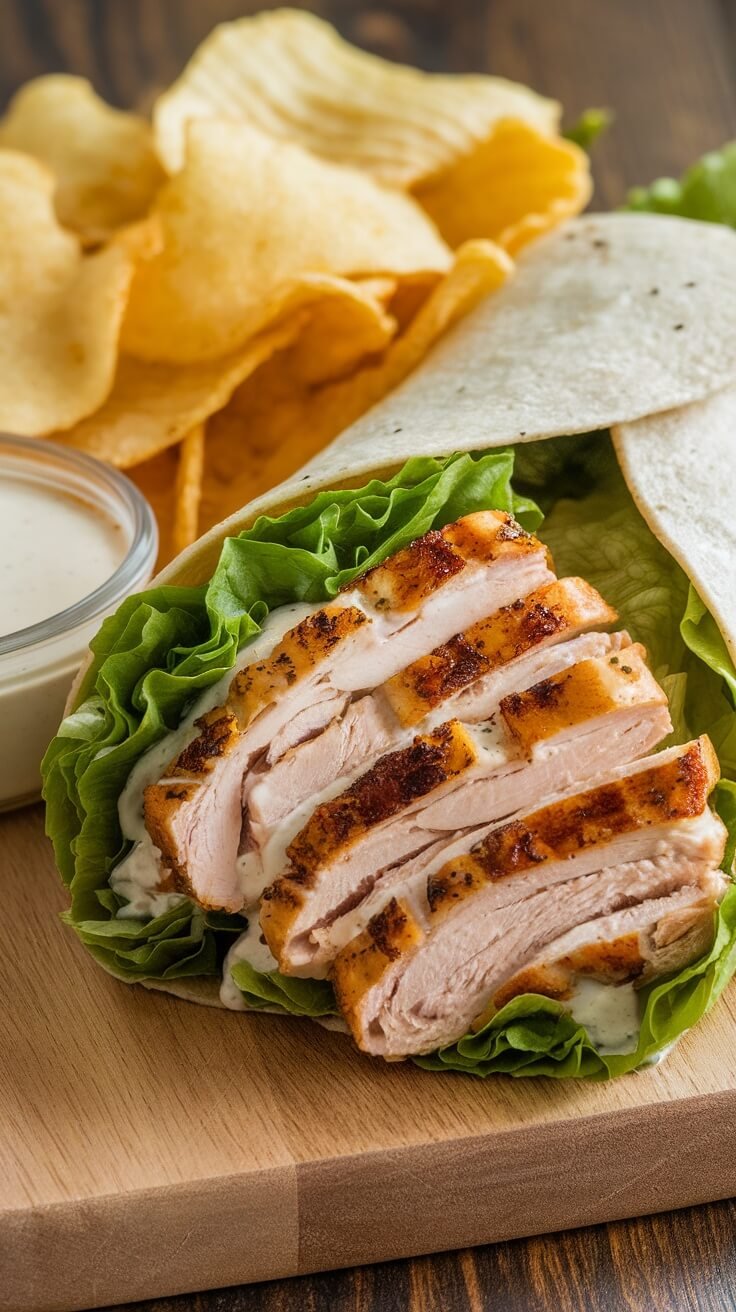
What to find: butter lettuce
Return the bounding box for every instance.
[626,141,736,226]
[230,959,336,1017]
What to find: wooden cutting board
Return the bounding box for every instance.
[3,806,736,1312]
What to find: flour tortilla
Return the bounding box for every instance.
[613,385,736,665]
[157,212,736,589]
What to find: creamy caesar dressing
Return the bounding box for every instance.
[0,470,128,638]
[567,978,641,1055]
[112,602,315,916]
[0,439,156,811]
[110,842,187,920]
[464,718,510,761]
[220,920,279,1011]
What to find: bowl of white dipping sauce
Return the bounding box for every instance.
[0,435,157,811]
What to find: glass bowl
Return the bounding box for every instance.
[0,435,157,812]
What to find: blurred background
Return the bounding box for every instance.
[2,0,735,208]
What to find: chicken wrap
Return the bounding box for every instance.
[44,211,736,1078]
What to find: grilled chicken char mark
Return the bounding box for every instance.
[260,643,672,976]
[142,511,552,911]
[384,576,617,728]
[489,894,720,1015]
[351,512,548,614]
[339,883,725,1057]
[246,577,620,843]
[332,737,726,1057]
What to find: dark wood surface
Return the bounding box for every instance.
[102,1197,736,1312]
[3,2,736,1310]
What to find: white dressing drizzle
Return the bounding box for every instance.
[111,843,186,921]
[566,978,641,1055]
[220,922,279,1011]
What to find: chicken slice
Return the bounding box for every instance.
[384,576,617,727]
[261,643,672,975]
[332,737,725,1056]
[315,733,723,966]
[245,577,620,841]
[143,510,552,911]
[490,891,723,1013]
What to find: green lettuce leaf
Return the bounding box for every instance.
[626,141,736,226]
[43,449,538,982]
[563,107,612,152]
[230,959,337,1017]
[67,901,244,982]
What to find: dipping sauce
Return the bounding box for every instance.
[0,475,129,637]
[0,435,157,811]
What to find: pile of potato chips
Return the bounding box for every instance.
[0,9,591,565]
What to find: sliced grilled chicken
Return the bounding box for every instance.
[245,577,620,842]
[331,737,725,1056]
[261,643,672,974]
[383,576,616,727]
[312,730,720,966]
[143,511,552,911]
[490,891,723,1014]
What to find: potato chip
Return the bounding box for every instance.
[286,276,397,384]
[0,150,132,436]
[415,119,592,252]
[172,423,205,556]
[128,445,179,569]
[0,75,164,241]
[200,239,511,529]
[128,422,206,567]
[385,276,441,333]
[154,10,558,185]
[54,276,396,466]
[353,277,397,306]
[121,120,450,363]
[54,321,299,468]
[113,215,164,262]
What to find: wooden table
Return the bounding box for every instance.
[3,2,736,1309]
